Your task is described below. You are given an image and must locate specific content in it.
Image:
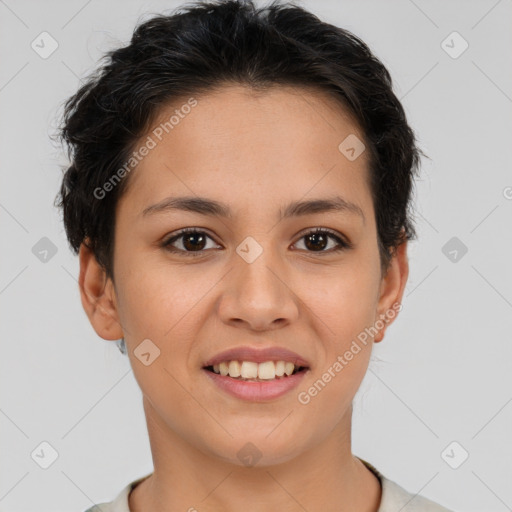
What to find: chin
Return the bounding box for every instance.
[204,430,309,469]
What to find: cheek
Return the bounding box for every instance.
[115,261,211,419]
[303,261,380,340]
[298,255,379,406]
[297,350,371,439]
[294,302,375,430]
[113,257,220,393]
[114,251,209,339]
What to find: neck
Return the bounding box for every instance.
[129,398,381,512]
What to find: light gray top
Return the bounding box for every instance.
[83,458,454,512]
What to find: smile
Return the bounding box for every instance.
[203,360,309,401]
[205,360,307,380]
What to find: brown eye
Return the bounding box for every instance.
[293,228,351,253]
[162,228,220,256]
[181,231,207,251]
[162,227,351,258]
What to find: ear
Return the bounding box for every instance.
[373,238,409,343]
[78,241,124,341]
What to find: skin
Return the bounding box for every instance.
[79,84,409,512]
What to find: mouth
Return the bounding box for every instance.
[203,360,309,381]
[201,346,310,401]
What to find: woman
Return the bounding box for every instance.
[56,0,453,510]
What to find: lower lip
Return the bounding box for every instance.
[203,368,309,401]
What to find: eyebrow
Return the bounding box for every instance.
[141,195,365,224]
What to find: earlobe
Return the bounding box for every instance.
[78,241,124,341]
[374,239,409,343]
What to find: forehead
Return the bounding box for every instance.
[118,84,372,218]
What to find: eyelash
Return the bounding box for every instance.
[161,227,352,257]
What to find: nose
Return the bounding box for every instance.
[217,251,300,332]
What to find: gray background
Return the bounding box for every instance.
[1,0,511,510]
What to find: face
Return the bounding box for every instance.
[80,84,408,467]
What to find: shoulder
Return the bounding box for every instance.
[359,458,455,512]
[380,476,454,511]
[82,498,126,512]
[81,473,152,512]
[83,506,115,512]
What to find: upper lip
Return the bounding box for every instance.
[203,346,310,368]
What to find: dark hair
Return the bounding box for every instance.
[55,0,422,280]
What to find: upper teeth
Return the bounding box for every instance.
[212,361,298,379]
